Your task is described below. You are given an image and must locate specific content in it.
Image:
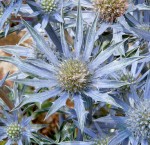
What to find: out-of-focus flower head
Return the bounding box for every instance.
[28,0,63,28]
[0,110,43,145]
[93,0,128,22]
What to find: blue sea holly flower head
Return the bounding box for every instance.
[0,110,42,145]
[95,72,150,145]
[39,0,57,13]
[28,0,63,28]
[0,1,143,133]
[111,50,149,98]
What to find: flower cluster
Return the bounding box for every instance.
[0,0,149,145]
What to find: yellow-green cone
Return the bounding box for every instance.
[41,0,57,13]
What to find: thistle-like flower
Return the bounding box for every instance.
[6,123,22,141]
[93,0,128,22]
[40,0,57,13]
[29,0,63,28]
[111,58,148,98]
[95,72,150,145]
[0,111,41,145]
[0,81,45,145]
[126,99,150,139]
[0,3,141,132]
[57,59,91,93]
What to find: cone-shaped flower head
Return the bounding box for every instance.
[93,0,128,22]
[6,123,22,140]
[0,111,43,144]
[57,59,91,93]
[97,73,150,145]
[40,0,57,13]
[125,99,150,139]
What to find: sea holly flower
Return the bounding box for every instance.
[0,111,43,145]
[95,72,150,145]
[93,0,128,22]
[0,2,143,132]
[0,82,45,145]
[28,0,63,28]
[111,50,149,98]
[40,0,57,13]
